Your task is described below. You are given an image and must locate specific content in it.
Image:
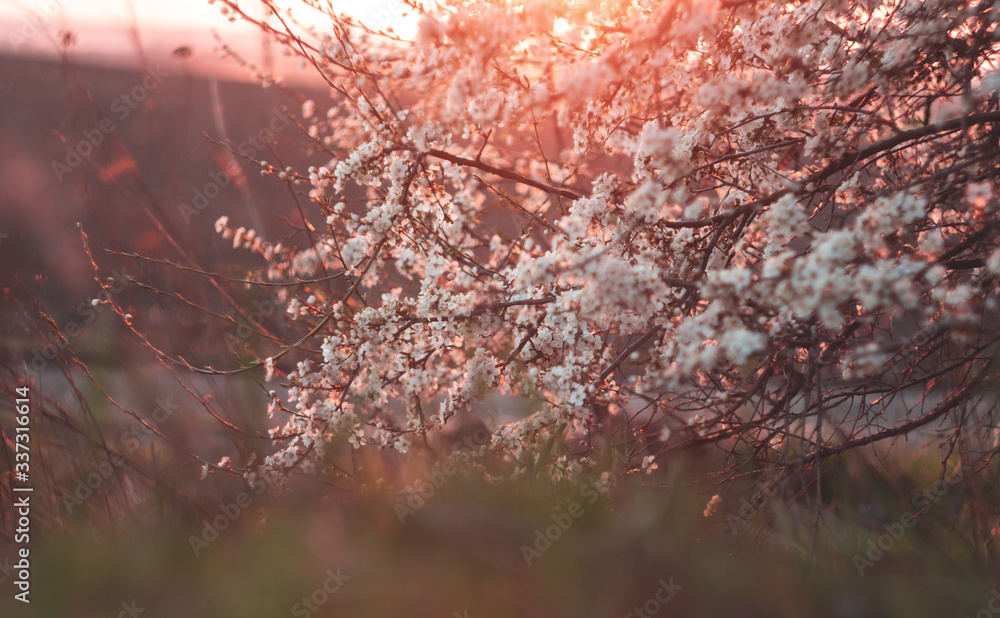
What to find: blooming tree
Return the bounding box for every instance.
[181,0,1000,489]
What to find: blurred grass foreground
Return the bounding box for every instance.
[9,445,1000,618]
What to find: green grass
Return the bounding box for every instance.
[6,447,999,618]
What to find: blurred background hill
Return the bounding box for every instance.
[0,48,320,363]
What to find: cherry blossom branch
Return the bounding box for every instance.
[417,147,583,201]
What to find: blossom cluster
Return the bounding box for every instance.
[208,0,1000,488]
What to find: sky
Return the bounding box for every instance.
[1,0,414,82]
